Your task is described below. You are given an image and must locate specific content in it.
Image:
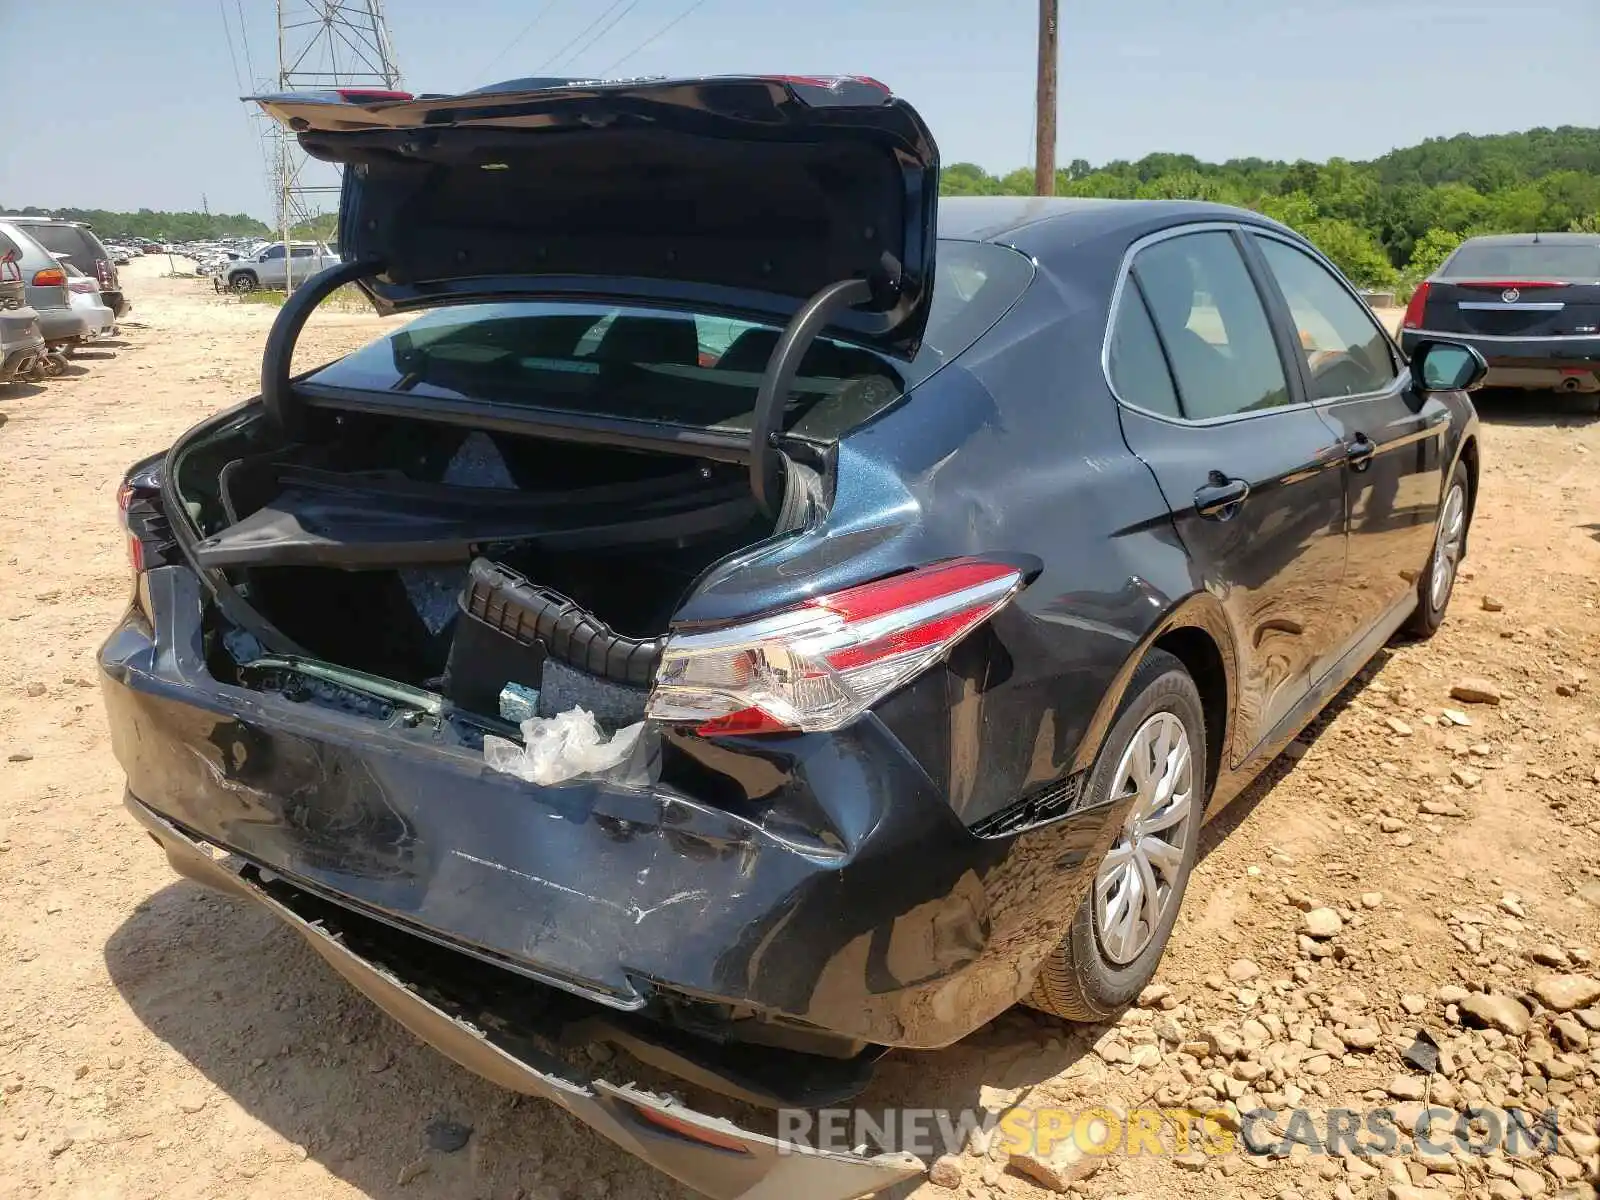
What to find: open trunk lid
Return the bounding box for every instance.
[252,75,940,358]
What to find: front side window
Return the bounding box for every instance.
[1254,236,1398,400]
[1131,231,1290,420]
[261,245,285,261]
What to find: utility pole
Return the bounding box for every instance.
[274,0,402,291]
[1034,0,1058,196]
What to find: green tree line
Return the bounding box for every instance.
[942,126,1600,289]
[0,205,271,243]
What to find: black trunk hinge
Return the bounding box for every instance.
[261,259,382,437]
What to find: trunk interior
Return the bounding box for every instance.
[172,407,796,717]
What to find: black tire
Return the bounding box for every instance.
[1026,649,1206,1022]
[1403,459,1470,639]
[229,272,259,294]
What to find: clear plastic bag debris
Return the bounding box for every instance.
[483,707,648,786]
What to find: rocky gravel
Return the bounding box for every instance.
[1,267,1598,1200]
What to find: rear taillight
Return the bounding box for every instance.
[647,558,1024,735]
[117,464,173,581]
[1402,281,1430,330]
[95,259,114,288]
[32,267,66,287]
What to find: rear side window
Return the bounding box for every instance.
[306,240,1033,440]
[15,223,101,268]
[291,246,316,259]
[1442,242,1600,281]
[1254,236,1398,400]
[1130,231,1290,420]
[1107,285,1180,417]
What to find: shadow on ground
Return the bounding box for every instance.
[1471,386,1600,426]
[105,882,694,1199]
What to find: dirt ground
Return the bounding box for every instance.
[2,256,1598,1200]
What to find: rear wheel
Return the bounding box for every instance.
[1026,649,1205,1022]
[229,272,259,294]
[1404,460,1469,639]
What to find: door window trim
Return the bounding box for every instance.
[1102,220,1408,426]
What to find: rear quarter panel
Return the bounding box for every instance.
[682,237,1227,832]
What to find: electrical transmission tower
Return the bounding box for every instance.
[273,0,402,286]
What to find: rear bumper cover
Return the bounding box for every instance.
[126,795,923,1200]
[99,566,1117,1051]
[1,332,44,380]
[36,307,90,343]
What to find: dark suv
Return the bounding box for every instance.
[2,216,128,319]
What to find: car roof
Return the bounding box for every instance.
[937,196,1274,245]
[1455,232,1598,247]
[1,215,90,228]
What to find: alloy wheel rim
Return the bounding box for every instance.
[1430,483,1466,611]
[1094,711,1194,965]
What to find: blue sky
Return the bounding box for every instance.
[3,0,1595,219]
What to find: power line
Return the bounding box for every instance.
[549,0,641,72]
[216,0,244,92]
[600,0,713,75]
[480,0,563,78]
[536,0,630,73]
[235,0,258,87]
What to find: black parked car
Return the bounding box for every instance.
[100,76,1486,1200]
[1401,231,1598,400]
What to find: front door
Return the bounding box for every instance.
[1111,226,1349,761]
[1246,232,1449,647]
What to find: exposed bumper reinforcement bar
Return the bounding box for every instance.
[126,793,925,1200]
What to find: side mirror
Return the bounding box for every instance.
[1411,340,1487,393]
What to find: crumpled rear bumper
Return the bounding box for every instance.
[127,795,925,1200]
[101,567,1095,1052]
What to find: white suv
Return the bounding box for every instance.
[218,242,339,293]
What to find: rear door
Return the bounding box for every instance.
[1111,225,1349,761]
[1247,231,1448,648]
[1419,239,1600,338]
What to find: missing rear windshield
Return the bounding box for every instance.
[1442,241,1600,281]
[306,240,1032,440]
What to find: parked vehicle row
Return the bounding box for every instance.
[0,216,129,381]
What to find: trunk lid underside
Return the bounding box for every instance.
[252,75,941,358]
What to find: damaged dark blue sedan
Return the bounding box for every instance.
[101,75,1487,1199]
